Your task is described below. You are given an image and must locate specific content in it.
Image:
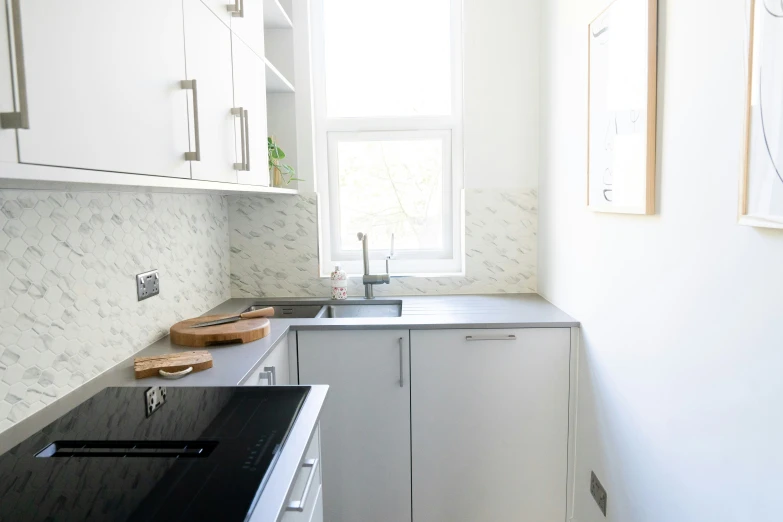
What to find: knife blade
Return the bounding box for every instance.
[191,307,275,328]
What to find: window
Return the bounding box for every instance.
[312,0,464,276]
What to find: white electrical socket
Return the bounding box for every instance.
[136,269,160,301]
[145,386,167,417]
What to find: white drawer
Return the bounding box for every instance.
[281,426,321,522]
[242,336,290,386]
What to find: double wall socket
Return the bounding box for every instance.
[590,471,608,516]
[136,269,160,301]
[145,386,167,417]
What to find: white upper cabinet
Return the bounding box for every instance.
[232,34,269,186]
[183,0,238,183]
[0,1,17,163]
[14,0,191,178]
[199,0,232,26]
[229,0,265,58]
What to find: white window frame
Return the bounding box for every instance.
[311,0,465,277]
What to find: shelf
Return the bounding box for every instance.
[0,162,299,195]
[264,58,295,93]
[263,0,293,29]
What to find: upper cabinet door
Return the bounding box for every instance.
[199,0,232,26]
[15,1,191,178]
[232,34,269,186]
[229,0,264,58]
[184,0,237,183]
[0,1,18,163]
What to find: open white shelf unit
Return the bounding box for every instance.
[265,58,295,93]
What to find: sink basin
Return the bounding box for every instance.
[316,302,402,319]
[243,300,403,319]
[243,304,324,319]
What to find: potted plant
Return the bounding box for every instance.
[268,136,301,187]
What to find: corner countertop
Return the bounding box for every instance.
[0,294,576,455]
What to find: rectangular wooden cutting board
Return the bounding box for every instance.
[134,351,213,379]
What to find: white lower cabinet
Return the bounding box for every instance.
[297,330,412,522]
[410,328,571,522]
[281,426,323,522]
[242,336,290,386]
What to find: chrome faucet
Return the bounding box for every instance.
[357,232,392,299]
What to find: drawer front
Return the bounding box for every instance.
[281,426,322,522]
[242,336,289,386]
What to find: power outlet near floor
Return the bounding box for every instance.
[590,471,608,516]
[136,269,160,301]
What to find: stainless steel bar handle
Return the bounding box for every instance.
[258,370,273,385]
[181,80,201,161]
[465,334,517,341]
[228,0,245,17]
[231,107,247,170]
[1,0,29,129]
[264,366,276,385]
[286,458,319,512]
[243,109,250,171]
[398,337,404,388]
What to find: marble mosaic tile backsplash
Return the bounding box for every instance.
[0,190,230,434]
[229,189,537,297]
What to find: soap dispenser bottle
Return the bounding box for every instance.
[331,265,348,300]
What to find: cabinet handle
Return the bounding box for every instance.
[465,334,517,341]
[286,458,319,512]
[181,80,201,161]
[1,0,29,129]
[398,337,404,388]
[259,366,276,385]
[231,107,248,170]
[243,109,251,171]
[227,0,245,17]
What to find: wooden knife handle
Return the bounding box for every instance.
[240,307,275,319]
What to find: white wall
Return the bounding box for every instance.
[539,1,783,521]
[464,0,539,189]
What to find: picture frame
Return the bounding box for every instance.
[587,0,658,215]
[739,0,783,229]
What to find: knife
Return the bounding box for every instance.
[191,307,275,328]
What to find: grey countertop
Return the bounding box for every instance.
[0,294,577,455]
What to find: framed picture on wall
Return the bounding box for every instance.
[587,0,658,214]
[740,0,783,229]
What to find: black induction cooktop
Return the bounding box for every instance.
[0,386,310,522]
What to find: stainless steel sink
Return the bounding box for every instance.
[242,304,324,319]
[242,300,402,319]
[316,302,402,319]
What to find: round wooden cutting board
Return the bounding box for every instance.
[170,315,271,347]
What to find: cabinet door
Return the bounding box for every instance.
[230,0,264,58]
[184,0,237,183]
[200,0,232,26]
[298,330,412,522]
[410,329,571,522]
[232,34,269,186]
[242,336,289,386]
[16,1,191,178]
[0,2,17,163]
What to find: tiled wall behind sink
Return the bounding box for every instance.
[0,190,230,433]
[229,188,537,297]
